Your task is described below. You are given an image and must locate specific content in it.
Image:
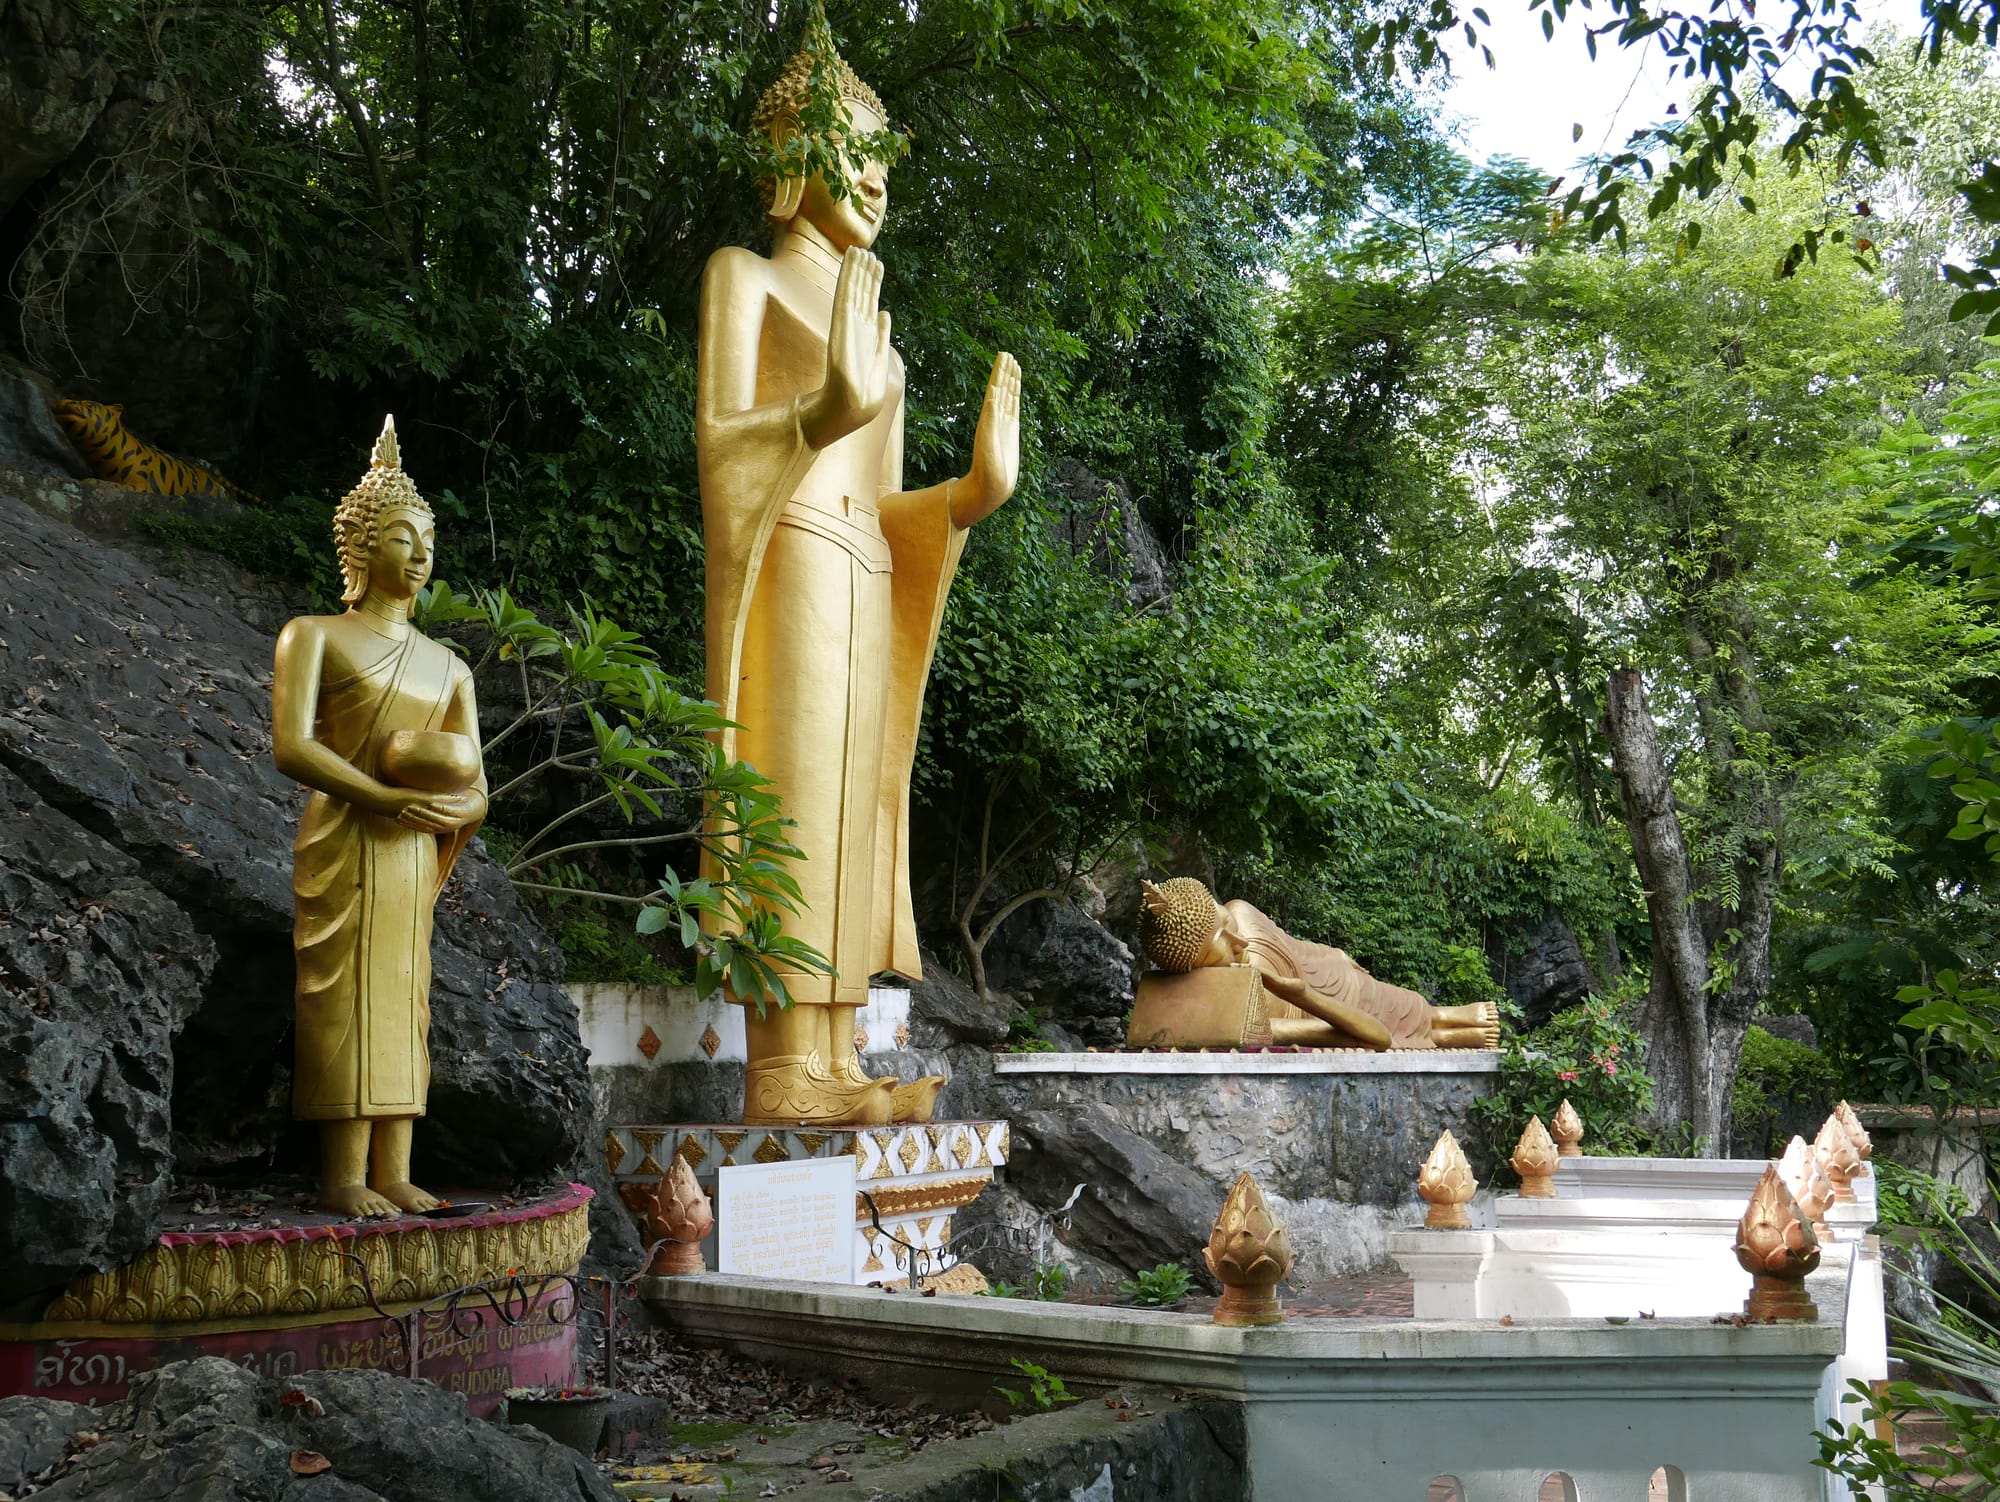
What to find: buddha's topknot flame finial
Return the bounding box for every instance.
[333,416,429,607]
[752,0,891,141]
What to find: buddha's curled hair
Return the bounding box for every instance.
[334,417,431,605]
[1138,877,1222,973]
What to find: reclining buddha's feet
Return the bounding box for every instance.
[1431,1000,1502,1050]
[744,1051,896,1126]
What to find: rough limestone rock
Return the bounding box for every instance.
[0,0,114,215]
[1007,1107,1225,1289]
[0,488,595,1305]
[1048,457,1170,609]
[1757,1014,1817,1048]
[983,900,1136,1048]
[0,1357,619,1501]
[0,371,88,476]
[1486,909,1596,1027]
[0,767,211,1315]
[994,1067,1493,1279]
[906,956,1018,1049]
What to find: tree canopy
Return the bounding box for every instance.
[6,0,2000,1142]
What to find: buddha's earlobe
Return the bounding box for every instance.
[768,175,805,223]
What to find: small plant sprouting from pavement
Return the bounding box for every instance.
[995,1359,1072,1413]
[1119,1262,1193,1307]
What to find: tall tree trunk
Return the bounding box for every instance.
[1605,667,1716,1147]
[1604,667,1778,1155]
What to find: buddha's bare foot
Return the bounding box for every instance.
[323,1184,401,1218]
[375,1181,441,1213]
[890,1076,946,1123]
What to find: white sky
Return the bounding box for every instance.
[1437,0,1928,178]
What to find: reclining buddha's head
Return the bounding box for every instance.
[1138,877,1236,973]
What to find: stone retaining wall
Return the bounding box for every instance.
[989,1053,1500,1279]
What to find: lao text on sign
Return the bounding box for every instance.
[716,1157,856,1282]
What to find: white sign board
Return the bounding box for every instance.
[716,1157,856,1283]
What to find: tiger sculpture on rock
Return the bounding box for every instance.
[54,399,258,503]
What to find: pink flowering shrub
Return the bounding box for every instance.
[1472,986,1659,1158]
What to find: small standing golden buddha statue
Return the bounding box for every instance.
[695,13,1020,1125]
[272,419,487,1216]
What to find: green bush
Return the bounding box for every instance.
[1730,1024,1839,1156]
[1875,1159,1976,1234]
[1472,988,1657,1159]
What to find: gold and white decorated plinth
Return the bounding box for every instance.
[607,1120,1008,1285]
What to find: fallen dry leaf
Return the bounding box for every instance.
[289,1450,333,1476]
[280,1390,326,1416]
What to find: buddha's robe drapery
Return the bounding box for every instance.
[291,632,479,1117]
[1225,899,1435,1049]
[697,277,963,1005]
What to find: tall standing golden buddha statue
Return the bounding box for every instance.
[697,17,1020,1126]
[272,419,488,1216]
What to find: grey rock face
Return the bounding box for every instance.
[1047,458,1171,609]
[0,767,210,1315]
[907,957,1017,1048]
[995,1067,1495,1279]
[0,0,113,215]
[1756,1014,1817,1048]
[0,1357,620,1501]
[1487,909,1596,1027]
[983,900,1136,1048]
[0,373,87,476]
[0,490,594,1306]
[1007,1107,1225,1289]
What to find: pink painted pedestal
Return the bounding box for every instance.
[0,1185,592,1416]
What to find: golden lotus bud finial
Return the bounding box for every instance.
[1813,1113,1863,1204]
[1510,1116,1560,1198]
[629,1156,715,1276]
[1735,1164,1821,1320]
[1418,1129,1478,1230]
[1778,1134,1833,1238]
[371,414,399,468]
[1550,1099,1585,1158]
[1204,1172,1294,1326]
[1835,1101,1873,1172]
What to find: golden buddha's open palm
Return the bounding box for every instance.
[806,247,891,448]
[953,352,1021,526]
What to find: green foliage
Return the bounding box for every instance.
[1028,1261,1068,1303]
[1118,1263,1193,1308]
[995,1359,1071,1413]
[1473,992,1659,1159]
[415,582,829,1010]
[548,909,686,987]
[1819,1213,2000,1497]
[1730,1025,1839,1156]
[1875,1160,1976,1235]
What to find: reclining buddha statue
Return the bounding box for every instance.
[1130,878,1500,1051]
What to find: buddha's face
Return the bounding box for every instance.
[794,100,889,250]
[367,505,435,603]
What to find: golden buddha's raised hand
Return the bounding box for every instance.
[951,351,1021,527]
[802,246,892,450]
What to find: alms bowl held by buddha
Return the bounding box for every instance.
[377,730,480,791]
